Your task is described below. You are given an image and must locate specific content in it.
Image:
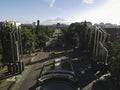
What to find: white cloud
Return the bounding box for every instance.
[83,0,94,4]
[45,0,56,8]
[70,0,120,24]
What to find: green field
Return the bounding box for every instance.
[44,59,55,70]
[44,59,72,71]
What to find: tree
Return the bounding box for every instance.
[21,28,36,54]
[0,22,14,64]
[0,40,2,67]
[0,46,1,56]
[35,22,55,49]
[21,22,55,51]
[66,22,90,49]
[109,29,120,88]
[37,33,49,48]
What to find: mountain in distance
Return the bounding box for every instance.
[54,17,66,21]
[42,17,69,25]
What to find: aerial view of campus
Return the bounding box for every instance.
[0,0,120,90]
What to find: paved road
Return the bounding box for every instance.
[15,52,49,90]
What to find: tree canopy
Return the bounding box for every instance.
[65,22,92,50]
[109,29,120,87]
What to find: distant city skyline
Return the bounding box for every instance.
[0,0,120,24]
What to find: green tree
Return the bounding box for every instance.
[21,28,36,54]
[0,40,2,58]
[21,21,55,51]
[0,40,2,67]
[37,33,49,48]
[35,21,55,49]
[66,22,90,49]
[0,22,14,64]
[109,29,120,87]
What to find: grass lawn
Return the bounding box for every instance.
[0,79,7,88]
[0,65,7,77]
[44,59,55,70]
[51,50,65,55]
[44,59,72,71]
[54,51,65,55]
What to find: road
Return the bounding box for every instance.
[14,29,59,90]
[15,52,49,90]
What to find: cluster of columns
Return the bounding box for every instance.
[0,22,24,74]
[92,26,108,66]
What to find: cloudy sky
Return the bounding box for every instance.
[0,0,120,24]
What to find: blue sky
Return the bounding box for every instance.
[0,0,120,24]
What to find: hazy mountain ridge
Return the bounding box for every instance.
[41,17,68,25]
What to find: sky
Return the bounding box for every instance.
[0,0,120,24]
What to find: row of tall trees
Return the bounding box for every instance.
[65,22,94,52]
[0,20,55,64]
[21,20,55,54]
[21,26,36,54]
[108,29,120,88]
[0,22,18,64]
[0,41,2,67]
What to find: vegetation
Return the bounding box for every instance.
[21,25,33,54]
[108,29,120,88]
[65,22,93,51]
[34,20,55,49]
[53,51,65,55]
[44,59,72,71]
[0,22,15,64]
[0,40,2,57]
[0,21,55,76]
[20,20,55,54]
[44,59,55,70]
[0,79,7,88]
[65,22,120,89]
[0,31,6,77]
[0,40,2,69]
[21,25,36,54]
[0,66,7,77]
[0,20,120,89]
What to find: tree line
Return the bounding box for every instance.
[64,22,95,55]
[20,20,55,54]
[108,29,120,88]
[0,20,55,66]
